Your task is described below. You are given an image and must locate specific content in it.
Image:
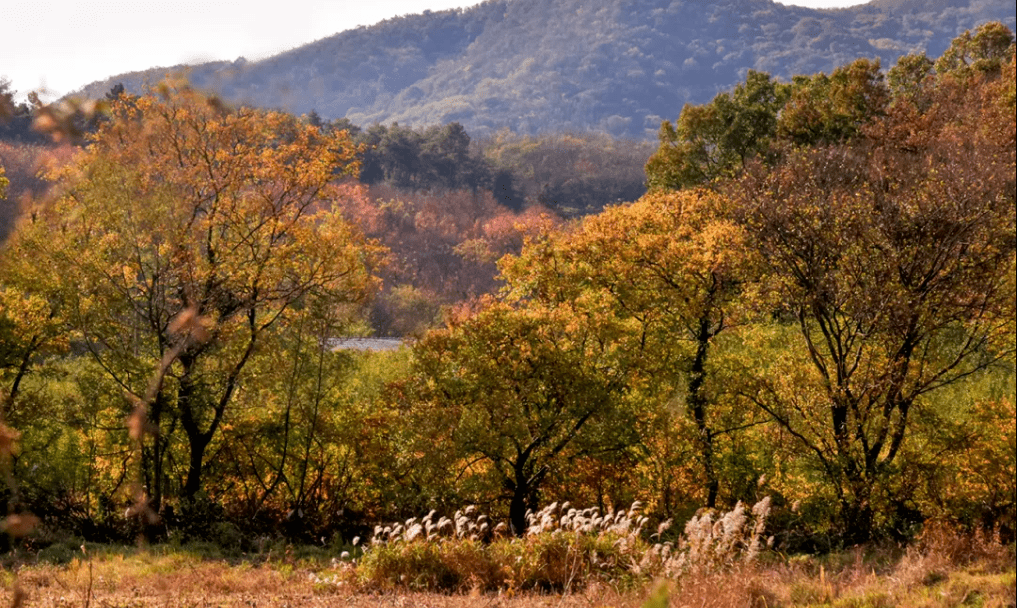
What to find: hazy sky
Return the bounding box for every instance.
[5,0,866,103]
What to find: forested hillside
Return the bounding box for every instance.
[72,0,1015,137]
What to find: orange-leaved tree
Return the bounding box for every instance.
[6,82,380,510]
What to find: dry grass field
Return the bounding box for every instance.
[3,527,1014,608]
[2,555,639,608]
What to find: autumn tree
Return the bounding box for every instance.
[501,190,758,508]
[775,58,888,147]
[933,21,1015,78]
[0,279,64,426]
[645,58,889,191]
[645,71,789,191]
[887,53,935,102]
[921,398,1016,538]
[732,67,1016,538]
[408,297,635,535]
[0,148,68,462]
[207,303,406,535]
[7,82,379,508]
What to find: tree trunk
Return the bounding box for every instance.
[177,355,210,502]
[689,309,718,508]
[841,498,874,545]
[840,474,874,544]
[509,483,529,537]
[149,392,166,513]
[183,433,210,501]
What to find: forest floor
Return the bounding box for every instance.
[2,535,1014,608]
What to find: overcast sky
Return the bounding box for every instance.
[5,0,866,103]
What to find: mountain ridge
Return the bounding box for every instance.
[72,0,1016,138]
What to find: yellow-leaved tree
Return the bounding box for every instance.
[501,190,761,510]
[5,83,380,512]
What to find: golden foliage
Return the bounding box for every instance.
[4,80,381,505]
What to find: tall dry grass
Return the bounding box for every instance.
[347,498,773,593]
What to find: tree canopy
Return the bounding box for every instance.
[4,83,380,511]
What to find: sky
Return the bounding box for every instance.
[5,0,866,103]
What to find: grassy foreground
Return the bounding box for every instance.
[2,530,1014,608]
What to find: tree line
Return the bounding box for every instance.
[309,116,652,217]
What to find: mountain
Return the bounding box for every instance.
[73,0,1015,139]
